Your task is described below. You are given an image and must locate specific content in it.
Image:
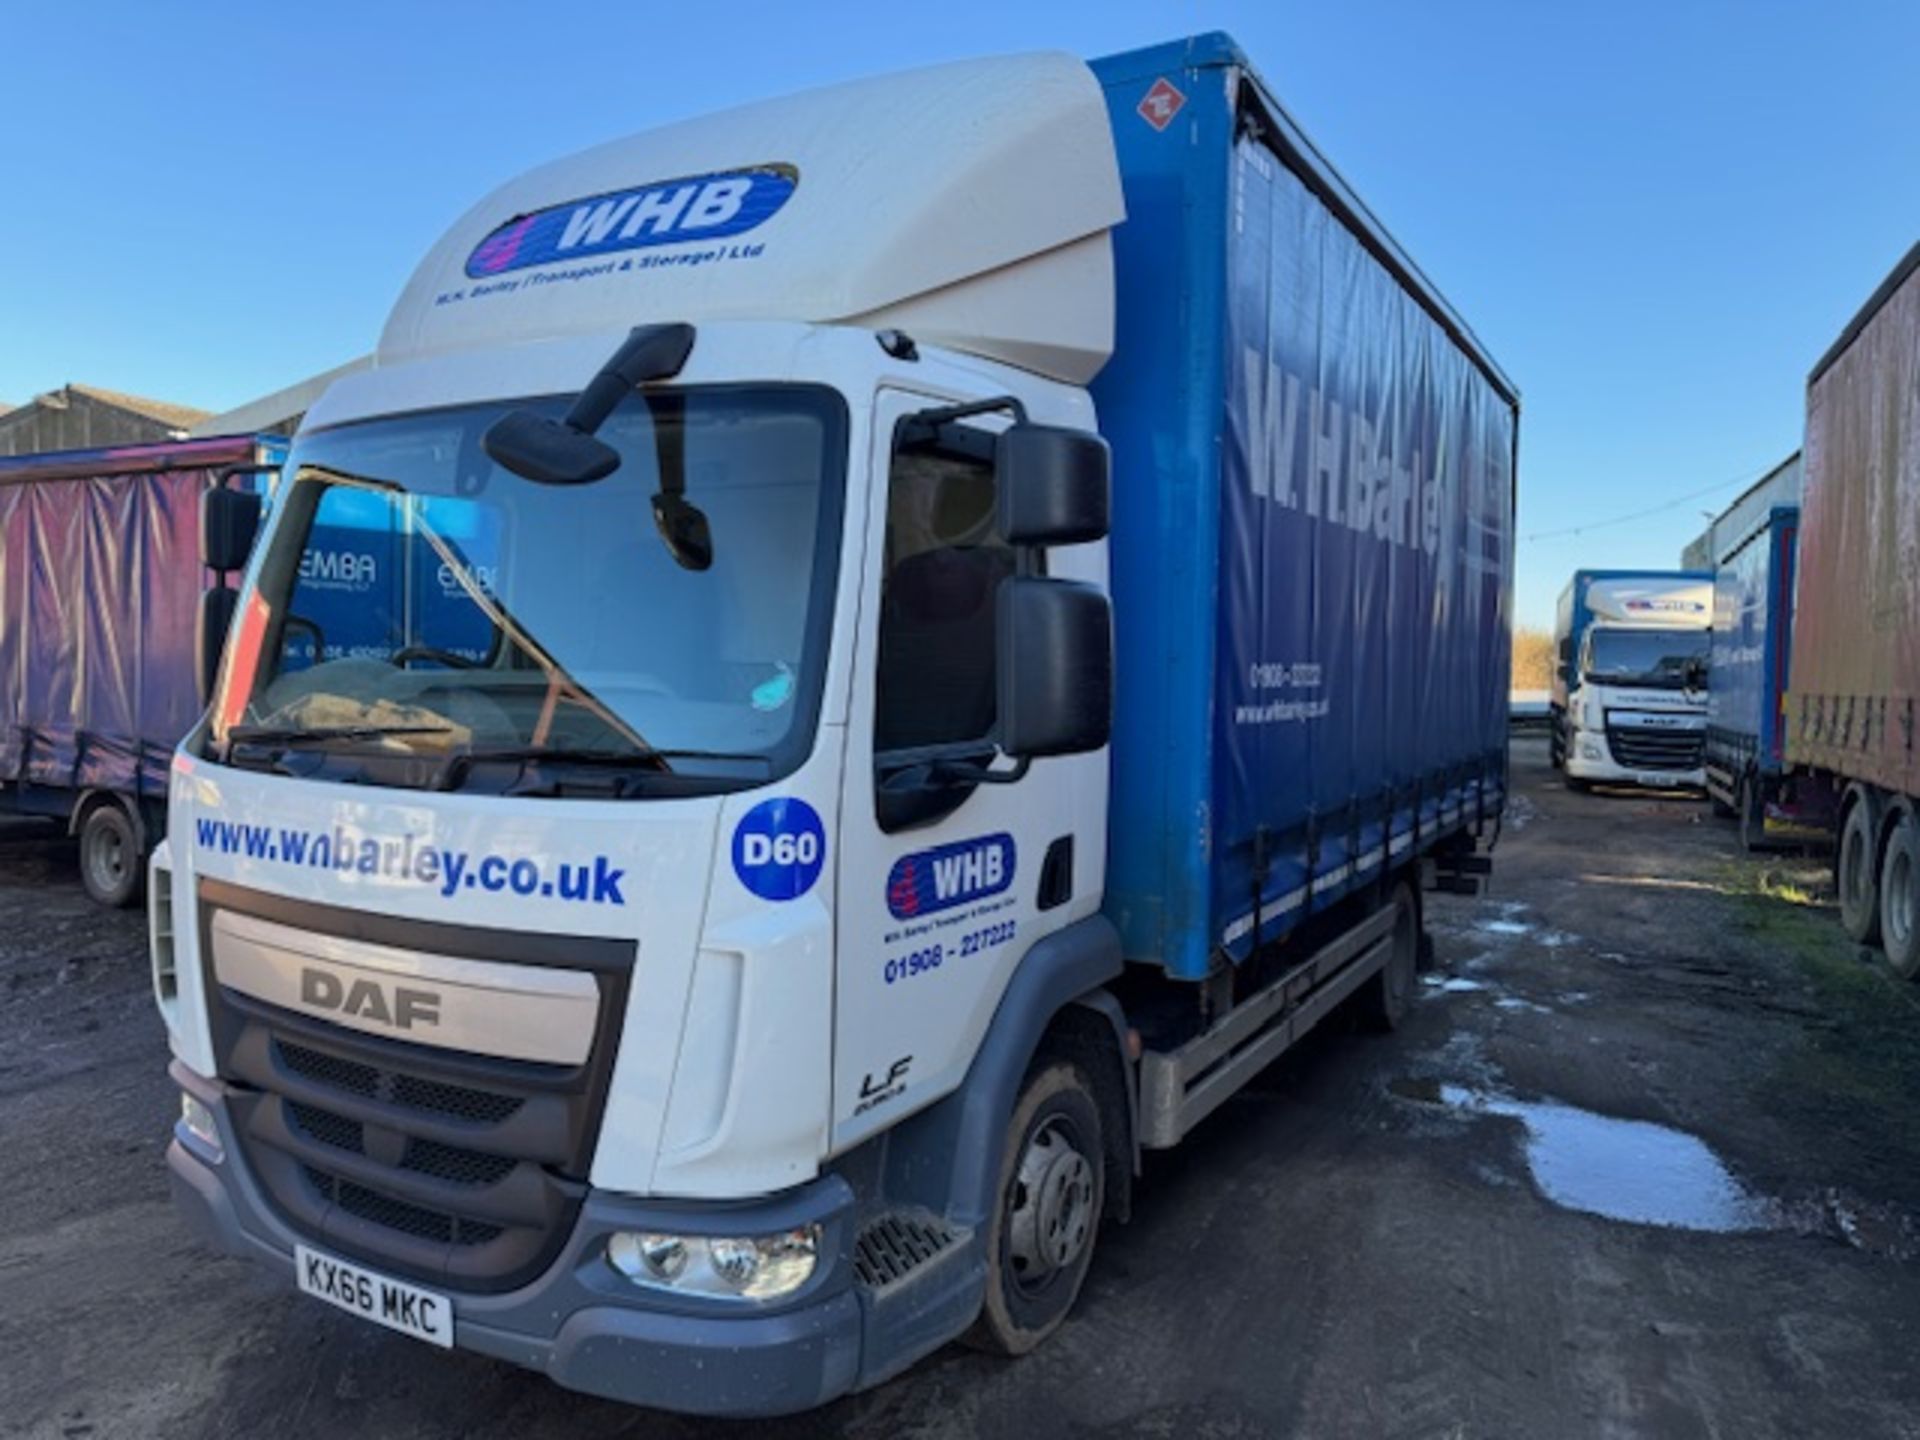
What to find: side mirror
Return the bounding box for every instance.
[482,410,620,486]
[201,487,263,573]
[996,577,1112,758]
[996,424,1110,546]
[197,587,239,708]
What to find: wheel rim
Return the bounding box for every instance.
[1007,1116,1095,1290]
[87,823,127,895]
[1889,847,1913,952]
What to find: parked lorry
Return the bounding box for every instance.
[155,35,1516,1415]
[1551,569,1712,790]
[1701,456,1805,847]
[0,435,280,905]
[1784,240,1920,975]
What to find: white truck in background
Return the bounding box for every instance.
[1551,570,1711,791]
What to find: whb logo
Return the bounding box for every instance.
[732,797,825,902]
[886,834,1016,919]
[466,164,798,278]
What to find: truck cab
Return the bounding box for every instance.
[1552,572,1711,791]
[157,53,1131,1415]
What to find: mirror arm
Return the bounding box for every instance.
[897,394,1028,450]
[924,754,1030,788]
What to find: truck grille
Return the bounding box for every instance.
[1606,724,1704,772]
[196,881,633,1295]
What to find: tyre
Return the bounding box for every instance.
[1361,880,1420,1031]
[1838,799,1882,946]
[1879,813,1920,980]
[79,802,143,909]
[1710,786,1736,820]
[1737,777,1765,853]
[967,1060,1105,1356]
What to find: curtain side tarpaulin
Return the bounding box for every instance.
[0,461,217,798]
[1788,254,1920,794]
[1215,137,1516,957]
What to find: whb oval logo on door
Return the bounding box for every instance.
[886,834,1016,919]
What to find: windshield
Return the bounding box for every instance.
[1583,627,1707,689]
[213,384,847,795]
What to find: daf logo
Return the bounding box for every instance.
[300,967,442,1030]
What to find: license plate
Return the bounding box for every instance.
[295,1244,453,1348]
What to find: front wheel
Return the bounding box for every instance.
[968,1061,1105,1356]
[79,802,143,908]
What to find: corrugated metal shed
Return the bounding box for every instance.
[0,384,211,457]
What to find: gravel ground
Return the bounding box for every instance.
[5,735,1920,1439]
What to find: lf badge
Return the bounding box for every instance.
[855,1056,912,1116]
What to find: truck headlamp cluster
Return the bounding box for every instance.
[178,1091,223,1161]
[607,1226,820,1301]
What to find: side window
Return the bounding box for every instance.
[873,445,1016,753]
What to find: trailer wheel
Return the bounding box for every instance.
[1360,880,1420,1031]
[967,1060,1104,1356]
[1838,800,1882,945]
[78,803,143,909]
[1879,815,1920,979]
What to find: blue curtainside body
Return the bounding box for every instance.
[1089,34,1518,981]
[1707,507,1800,781]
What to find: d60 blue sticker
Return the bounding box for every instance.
[732,798,826,901]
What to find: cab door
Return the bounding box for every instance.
[830,388,1091,1151]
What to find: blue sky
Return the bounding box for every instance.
[2,1,1915,627]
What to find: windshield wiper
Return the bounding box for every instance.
[429,743,770,791]
[227,722,456,746]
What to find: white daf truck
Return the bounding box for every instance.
[1551,569,1712,791]
[156,36,1517,1415]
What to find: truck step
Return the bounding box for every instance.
[854,1211,962,1292]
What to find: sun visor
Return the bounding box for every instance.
[379,52,1126,383]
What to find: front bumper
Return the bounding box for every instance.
[167,1064,863,1417]
[1564,742,1703,789]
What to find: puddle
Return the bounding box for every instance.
[1422,976,1488,995]
[1479,918,1533,937]
[1494,996,1553,1015]
[1396,1081,1779,1232]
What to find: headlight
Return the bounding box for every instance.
[178,1091,223,1161]
[607,1225,820,1301]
